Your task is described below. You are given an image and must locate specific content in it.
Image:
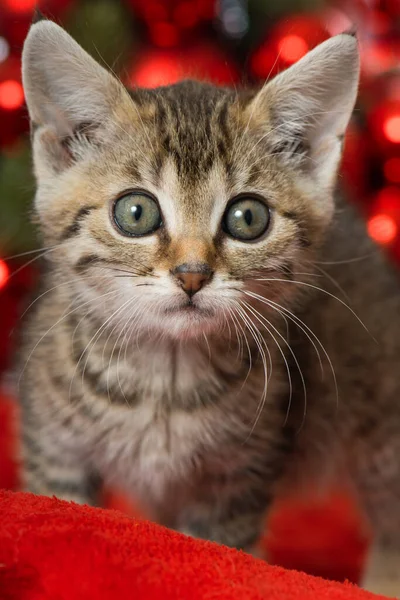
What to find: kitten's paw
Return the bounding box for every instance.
[362,575,400,599]
[362,544,400,598]
[247,545,266,560]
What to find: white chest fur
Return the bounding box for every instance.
[84,340,247,510]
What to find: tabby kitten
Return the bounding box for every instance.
[18,19,400,596]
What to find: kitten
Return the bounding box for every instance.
[18,19,400,596]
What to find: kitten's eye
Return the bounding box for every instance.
[113,192,162,237]
[223,197,270,241]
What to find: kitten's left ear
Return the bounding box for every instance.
[247,33,360,191]
[22,20,131,173]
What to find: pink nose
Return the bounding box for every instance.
[173,263,213,297]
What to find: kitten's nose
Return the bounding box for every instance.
[172,263,213,297]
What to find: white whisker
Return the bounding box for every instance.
[242,299,303,428]
[233,302,270,440]
[18,289,120,391]
[254,277,375,341]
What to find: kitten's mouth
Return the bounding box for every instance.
[164,300,214,318]
[159,298,219,339]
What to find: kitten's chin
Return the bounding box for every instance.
[157,304,222,340]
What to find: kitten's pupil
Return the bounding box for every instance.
[244,209,252,226]
[131,204,142,221]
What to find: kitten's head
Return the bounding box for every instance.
[22,21,359,341]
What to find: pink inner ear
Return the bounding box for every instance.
[36,127,74,173]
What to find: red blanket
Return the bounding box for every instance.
[0,490,385,600]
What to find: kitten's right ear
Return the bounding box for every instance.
[22,20,129,172]
[244,34,360,195]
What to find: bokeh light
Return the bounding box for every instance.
[383,115,400,143]
[278,34,308,64]
[130,43,239,89]
[361,40,397,76]
[0,261,9,290]
[132,54,181,88]
[220,3,249,38]
[5,0,36,13]
[0,80,24,111]
[323,7,352,36]
[367,214,398,245]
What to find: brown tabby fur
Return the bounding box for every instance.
[15,19,400,595]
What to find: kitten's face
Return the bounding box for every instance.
[22,23,359,341]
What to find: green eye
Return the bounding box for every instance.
[223,196,270,241]
[113,191,162,237]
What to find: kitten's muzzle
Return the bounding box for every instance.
[172,263,213,297]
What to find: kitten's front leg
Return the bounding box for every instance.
[362,540,400,598]
[178,490,269,555]
[22,448,100,505]
[21,422,100,505]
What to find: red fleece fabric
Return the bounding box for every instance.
[0,490,385,600]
